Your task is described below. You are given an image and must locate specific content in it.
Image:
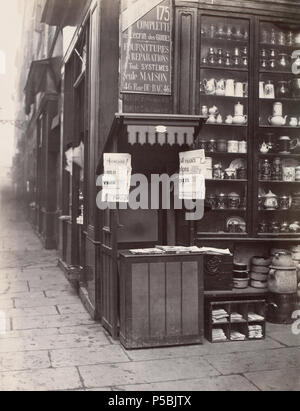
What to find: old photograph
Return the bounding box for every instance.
[0,0,299,394]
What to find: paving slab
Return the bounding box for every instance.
[50,345,130,368]
[5,306,58,318]
[56,304,88,315]
[0,367,82,391]
[0,350,50,372]
[113,375,259,391]
[14,295,80,308]
[245,368,300,391]
[126,337,283,362]
[12,313,95,330]
[0,332,110,353]
[79,357,220,388]
[206,347,300,375]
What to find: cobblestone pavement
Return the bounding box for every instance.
[0,201,299,391]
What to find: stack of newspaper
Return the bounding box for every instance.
[212,328,227,342]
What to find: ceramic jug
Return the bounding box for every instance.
[235,82,247,98]
[273,102,283,117]
[225,79,235,97]
[215,79,226,96]
[290,138,300,153]
[234,102,244,116]
[203,78,216,95]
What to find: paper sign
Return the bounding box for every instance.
[102,153,132,203]
[179,150,206,200]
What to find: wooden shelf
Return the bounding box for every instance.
[208,208,247,212]
[259,125,300,129]
[200,65,248,72]
[260,42,299,50]
[259,180,300,184]
[200,94,247,100]
[207,179,248,182]
[259,97,300,102]
[205,123,248,127]
[259,69,293,75]
[258,153,300,158]
[258,208,298,212]
[202,37,249,46]
[257,233,300,238]
[203,152,248,157]
[205,298,266,343]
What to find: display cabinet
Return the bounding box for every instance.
[195,11,300,243]
[254,19,300,240]
[197,13,252,238]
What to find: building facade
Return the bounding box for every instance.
[14,0,300,344]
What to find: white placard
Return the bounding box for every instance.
[102,153,132,203]
[179,149,206,200]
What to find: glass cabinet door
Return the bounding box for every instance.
[256,20,300,238]
[196,14,251,237]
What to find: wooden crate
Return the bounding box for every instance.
[204,254,233,291]
[119,252,204,349]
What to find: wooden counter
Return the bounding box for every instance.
[119,251,204,349]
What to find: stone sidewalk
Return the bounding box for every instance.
[0,202,299,391]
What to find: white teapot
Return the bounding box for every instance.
[268,115,287,126]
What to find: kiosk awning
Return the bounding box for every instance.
[24,57,61,115]
[41,0,91,27]
[96,113,207,175]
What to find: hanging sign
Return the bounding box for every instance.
[120,0,172,95]
[102,153,132,203]
[179,150,206,200]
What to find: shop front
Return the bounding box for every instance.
[94,0,300,347]
[38,0,300,346]
[24,58,61,249]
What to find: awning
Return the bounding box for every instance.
[41,0,92,27]
[24,57,61,115]
[96,113,207,175]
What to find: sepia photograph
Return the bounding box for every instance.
[0,0,300,395]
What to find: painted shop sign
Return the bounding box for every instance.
[121,0,172,95]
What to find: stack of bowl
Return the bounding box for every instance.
[250,256,272,289]
[233,262,249,289]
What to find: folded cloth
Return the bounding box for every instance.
[212,328,227,342]
[230,312,244,322]
[213,318,228,324]
[230,331,246,341]
[248,313,264,321]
